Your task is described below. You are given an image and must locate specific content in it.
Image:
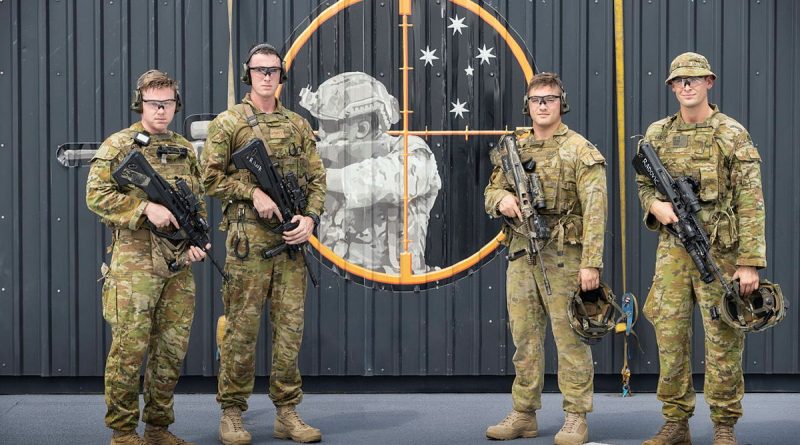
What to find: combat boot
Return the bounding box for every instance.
[712,423,738,445]
[144,424,195,445]
[642,420,691,445]
[274,405,322,443]
[485,410,538,440]
[110,430,148,445]
[219,406,252,445]
[554,412,588,445]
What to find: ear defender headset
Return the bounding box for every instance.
[522,74,570,116]
[130,69,183,113]
[240,43,287,85]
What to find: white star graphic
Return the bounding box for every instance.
[419,46,439,66]
[464,63,474,76]
[449,98,469,119]
[447,14,468,35]
[475,44,496,65]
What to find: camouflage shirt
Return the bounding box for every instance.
[637,105,766,268]
[86,121,205,230]
[201,94,326,230]
[484,123,608,269]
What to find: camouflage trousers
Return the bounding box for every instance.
[644,235,744,425]
[216,218,308,411]
[102,231,196,431]
[506,237,594,414]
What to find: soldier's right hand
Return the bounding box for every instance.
[252,188,283,221]
[649,200,679,225]
[144,202,179,229]
[498,194,523,221]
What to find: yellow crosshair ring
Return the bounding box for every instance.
[277,0,534,285]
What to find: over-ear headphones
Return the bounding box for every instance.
[130,69,183,113]
[241,43,287,85]
[522,74,570,117]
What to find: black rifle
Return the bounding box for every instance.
[632,141,733,319]
[112,150,228,281]
[231,138,319,287]
[495,135,552,295]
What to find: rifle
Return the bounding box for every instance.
[231,138,319,288]
[632,141,734,319]
[112,150,228,281]
[495,135,552,295]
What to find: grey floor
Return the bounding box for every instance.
[0,393,797,445]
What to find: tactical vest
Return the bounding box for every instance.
[509,129,588,247]
[220,103,312,226]
[649,114,737,249]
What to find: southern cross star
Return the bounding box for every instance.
[450,98,469,119]
[420,45,440,66]
[464,63,474,76]
[475,44,496,65]
[447,14,468,35]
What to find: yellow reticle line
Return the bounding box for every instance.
[280,0,534,286]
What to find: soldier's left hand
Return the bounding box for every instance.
[283,215,314,245]
[186,244,209,263]
[579,267,600,292]
[733,266,759,296]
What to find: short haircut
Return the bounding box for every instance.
[136,69,179,94]
[526,72,564,94]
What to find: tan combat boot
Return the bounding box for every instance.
[219,407,252,445]
[712,423,738,445]
[110,430,148,445]
[554,412,588,445]
[143,424,195,445]
[485,410,538,440]
[274,405,322,443]
[642,420,691,445]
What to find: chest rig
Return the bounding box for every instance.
[508,130,585,256]
[651,115,737,249]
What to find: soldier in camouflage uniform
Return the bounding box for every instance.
[298,72,441,273]
[637,53,766,445]
[200,44,326,445]
[484,72,607,445]
[86,70,207,445]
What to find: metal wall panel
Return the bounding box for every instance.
[0,0,797,383]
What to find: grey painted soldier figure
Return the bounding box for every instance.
[637,52,766,445]
[86,70,207,445]
[201,44,326,444]
[484,72,608,445]
[298,72,441,273]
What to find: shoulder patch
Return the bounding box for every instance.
[580,142,606,166]
[93,142,122,161]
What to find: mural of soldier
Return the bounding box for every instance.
[299,72,442,274]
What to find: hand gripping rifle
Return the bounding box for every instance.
[112,150,228,281]
[496,135,552,295]
[631,141,734,319]
[231,138,319,287]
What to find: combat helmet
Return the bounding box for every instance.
[567,282,622,345]
[299,72,400,131]
[719,280,788,333]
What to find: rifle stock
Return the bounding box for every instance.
[112,150,228,281]
[231,138,319,287]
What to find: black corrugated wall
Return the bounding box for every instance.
[0,0,797,384]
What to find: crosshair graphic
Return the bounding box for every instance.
[278,0,534,286]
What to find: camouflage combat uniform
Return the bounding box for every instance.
[637,105,766,425]
[201,94,326,410]
[484,123,607,414]
[86,122,204,432]
[318,132,441,273]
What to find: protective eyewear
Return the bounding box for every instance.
[142,99,177,110]
[528,95,560,106]
[249,66,283,78]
